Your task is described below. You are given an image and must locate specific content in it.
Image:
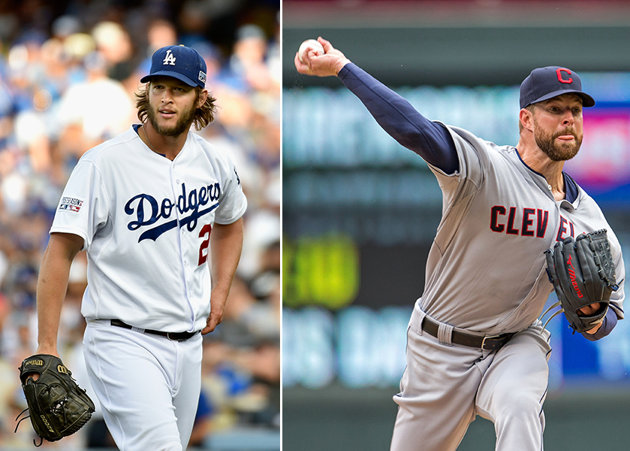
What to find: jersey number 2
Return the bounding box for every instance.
[198,223,212,265]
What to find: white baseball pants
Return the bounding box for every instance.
[390,309,551,451]
[83,320,203,451]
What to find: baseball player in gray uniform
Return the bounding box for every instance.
[35,45,247,450]
[295,38,625,450]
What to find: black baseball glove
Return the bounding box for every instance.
[17,354,95,445]
[545,229,619,333]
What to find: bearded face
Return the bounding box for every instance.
[529,95,584,161]
[533,116,583,161]
[146,91,199,137]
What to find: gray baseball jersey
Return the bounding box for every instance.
[418,124,625,334]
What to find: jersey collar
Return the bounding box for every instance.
[513,147,579,204]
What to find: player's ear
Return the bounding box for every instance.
[519,108,534,133]
[197,89,209,108]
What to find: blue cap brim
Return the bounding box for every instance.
[525,89,595,108]
[140,71,199,87]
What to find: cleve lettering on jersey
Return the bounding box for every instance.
[489,205,549,238]
[125,182,221,242]
[555,215,575,241]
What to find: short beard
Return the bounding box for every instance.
[534,123,582,162]
[146,96,198,137]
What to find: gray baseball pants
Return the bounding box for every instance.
[390,308,551,451]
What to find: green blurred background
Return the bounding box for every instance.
[282,0,630,449]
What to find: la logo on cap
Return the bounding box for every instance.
[163,49,176,66]
[141,45,207,88]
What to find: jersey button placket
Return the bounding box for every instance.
[171,165,195,326]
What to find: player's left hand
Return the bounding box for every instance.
[202,295,226,334]
[579,302,603,334]
[17,354,95,444]
[545,229,618,334]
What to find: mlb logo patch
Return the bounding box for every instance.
[59,196,84,212]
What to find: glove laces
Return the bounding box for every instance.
[540,300,564,330]
[14,408,44,447]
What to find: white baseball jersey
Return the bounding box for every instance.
[419,124,625,335]
[51,126,247,332]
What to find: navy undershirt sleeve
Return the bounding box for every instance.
[338,63,459,174]
[581,307,618,341]
[563,173,579,203]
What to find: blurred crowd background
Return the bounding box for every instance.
[0,0,280,449]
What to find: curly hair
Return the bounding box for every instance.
[135,83,216,130]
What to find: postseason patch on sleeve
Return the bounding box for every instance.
[58,196,84,212]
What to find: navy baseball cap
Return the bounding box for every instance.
[141,45,207,88]
[519,66,595,109]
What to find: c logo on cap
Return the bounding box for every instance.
[556,68,573,84]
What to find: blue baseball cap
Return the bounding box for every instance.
[520,66,595,109]
[141,45,207,88]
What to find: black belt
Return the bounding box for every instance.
[110,319,199,342]
[421,316,514,351]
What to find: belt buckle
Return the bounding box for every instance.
[167,331,195,341]
[166,332,181,341]
[481,334,503,351]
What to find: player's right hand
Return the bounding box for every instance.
[294,37,351,77]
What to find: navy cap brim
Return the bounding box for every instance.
[140,71,199,87]
[524,89,595,108]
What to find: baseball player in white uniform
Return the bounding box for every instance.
[35,45,247,450]
[295,38,625,450]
